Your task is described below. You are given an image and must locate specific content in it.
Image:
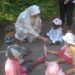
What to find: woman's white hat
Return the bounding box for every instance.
[62,33,75,45]
[28,5,40,16]
[52,18,62,25]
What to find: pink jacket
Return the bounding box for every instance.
[5,58,27,75]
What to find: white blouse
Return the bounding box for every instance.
[15,10,41,40]
[47,27,62,43]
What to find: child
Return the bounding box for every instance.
[5,44,45,75]
[44,33,75,74]
[4,25,31,57]
[4,25,15,46]
[46,18,63,45]
[11,44,32,65]
[45,61,64,75]
[61,30,73,50]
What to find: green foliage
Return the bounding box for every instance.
[39,1,59,19]
[0,0,59,22]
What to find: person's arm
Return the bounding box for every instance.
[22,18,49,43]
[64,68,75,74]
[72,51,75,68]
[22,17,39,37]
[33,16,42,30]
[47,27,52,37]
[37,35,49,43]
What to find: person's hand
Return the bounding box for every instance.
[43,38,50,43]
[72,0,75,3]
[64,0,68,5]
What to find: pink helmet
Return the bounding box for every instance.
[45,61,59,75]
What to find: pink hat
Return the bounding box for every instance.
[52,18,62,25]
[45,61,59,75]
[45,61,64,75]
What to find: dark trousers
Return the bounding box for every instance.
[59,1,75,28]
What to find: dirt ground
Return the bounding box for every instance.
[0,18,75,75]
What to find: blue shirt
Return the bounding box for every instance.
[4,35,13,46]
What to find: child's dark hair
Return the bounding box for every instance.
[5,25,15,33]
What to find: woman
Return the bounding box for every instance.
[15,5,49,46]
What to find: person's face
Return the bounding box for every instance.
[31,14,39,19]
[53,23,60,29]
[6,31,14,37]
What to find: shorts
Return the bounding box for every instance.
[23,63,32,71]
[58,50,72,65]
